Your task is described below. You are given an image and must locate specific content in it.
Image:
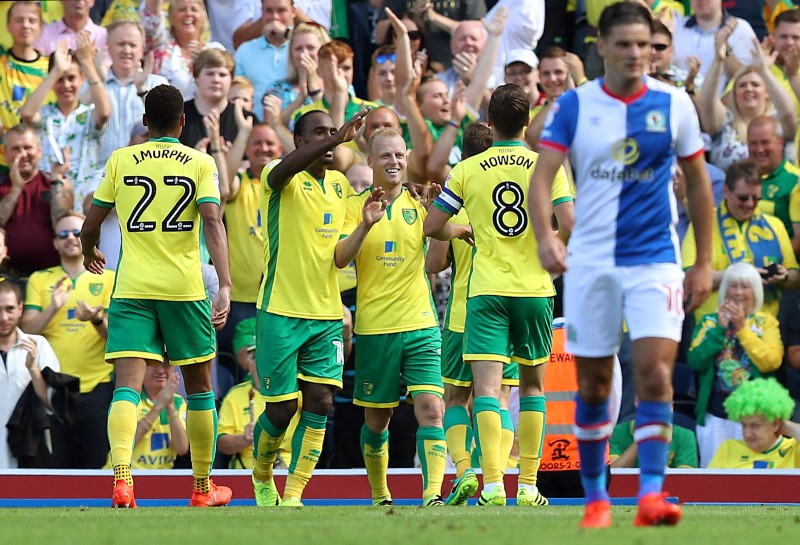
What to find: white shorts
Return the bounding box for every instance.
[563,263,685,357]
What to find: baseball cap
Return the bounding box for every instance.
[233,317,257,354]
[505,49,539,69]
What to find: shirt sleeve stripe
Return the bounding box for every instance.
[538,141,568,154]
[433,200,458,215]
[678,148,705,162]
[92,198,114,208]
[551,196,574,206]
[197,197,221,206]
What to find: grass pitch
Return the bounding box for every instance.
[2,505,797,544]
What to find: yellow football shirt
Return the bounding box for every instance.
[24,267,115,394]
[218,381,265,469]
[259,161,353,319]
[342,188,437,335]
[226,169,263,303]
[0,48,51,168]
[708,436,800,469]
[93,137,220,301]
[435,140,573,298]
[444,208,471,333]
[131,394,187,469]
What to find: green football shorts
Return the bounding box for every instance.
[256,310,344,402]
[463,295,553,366]
[354,327,444,408]
[105,298,215,365]
[441,329,519,387]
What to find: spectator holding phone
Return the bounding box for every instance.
[683,160,800,322]
[688,262,784,467]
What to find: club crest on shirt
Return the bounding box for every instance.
[89,283,104,296]
[645,110,666,133]
[332,183,343,198]
[402,208,417,225]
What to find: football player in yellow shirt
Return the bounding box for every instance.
[426,84,574,507]
[251,107,376,507]
[335,128,470,506]
[81,84,232,508]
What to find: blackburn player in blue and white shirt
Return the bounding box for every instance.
[528,1,714,530]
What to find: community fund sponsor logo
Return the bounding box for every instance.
[378,241,404,267]
[316,212,337,238]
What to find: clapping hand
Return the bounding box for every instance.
[51,275,71,310]
[362,187,387,227]
[75,300,103,322]
[21,337,39,372]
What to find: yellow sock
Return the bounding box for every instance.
[360,424,391,501]
[278,408,302,467]
[417,426,447,499]
[284,411,326,500]
[473,397,503,485]
[113,464,133,488]
[187,392,217,494]
[518,396,546,486]
[253,411,287,482]
[108,388,140,487]
[444,406,473,477]
[499,408,515,473]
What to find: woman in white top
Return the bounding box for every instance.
[700,36,797,172]
[141,0,224,100]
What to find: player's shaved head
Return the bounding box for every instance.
[488,84,529,140]
[462,122,492,159]
[144,85,184,133]
[367,126,404,157]
[294,110,329,138]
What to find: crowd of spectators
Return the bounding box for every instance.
[2,0,800,473]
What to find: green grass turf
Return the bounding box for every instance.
[2,505,798,544]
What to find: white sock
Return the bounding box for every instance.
[518,483,539,494]
[483,481,502,494]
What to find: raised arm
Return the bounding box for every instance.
[426,82,466,183]
[75,32,110,129]
[463,7,507,112]
[267,109,369,191]
[0,157,27,226]
[697,33,730,136]
[752,37,798,139]
[20,41,71,127]
[225,102,254,200]
[263,94,296,154]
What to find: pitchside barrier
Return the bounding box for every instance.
[0,469,797,507]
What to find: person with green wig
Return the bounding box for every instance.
[708,377,800,468]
